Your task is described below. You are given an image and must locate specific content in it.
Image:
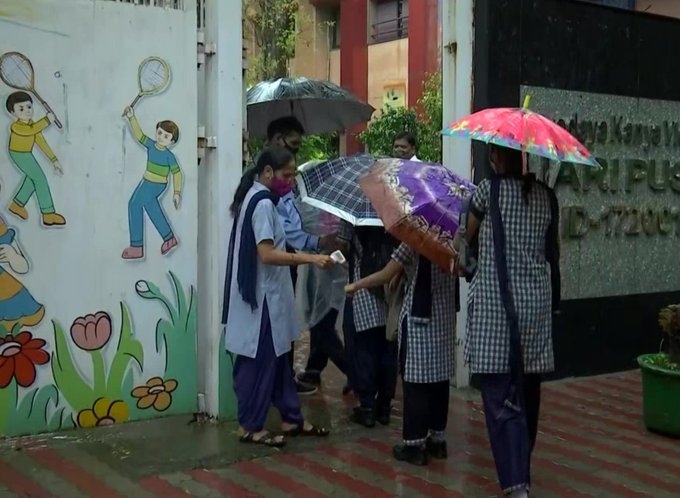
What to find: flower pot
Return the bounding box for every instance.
[638,354,680,438]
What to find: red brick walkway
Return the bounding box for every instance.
[1,370,676,497]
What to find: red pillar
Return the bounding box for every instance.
[408,0,440,110]
[340,0,368,154]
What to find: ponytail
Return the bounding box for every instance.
[230,167,258,218]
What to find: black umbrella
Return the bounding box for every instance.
[246,77,375,137]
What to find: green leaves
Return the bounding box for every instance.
[51,320,95,413]
[358,72,443,164]
[106,302,144,401]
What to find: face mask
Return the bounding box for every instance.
[270,176,294,196]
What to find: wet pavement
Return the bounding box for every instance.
[0,341,677,497]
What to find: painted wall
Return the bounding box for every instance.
[329,49,341,84]
[0,0,197,435]
[367,38,409,111]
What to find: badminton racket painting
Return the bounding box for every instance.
[122,56,171,116]
[0,51,63,129]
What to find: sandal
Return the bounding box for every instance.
[283,423,330,438]
[239,431,286,447]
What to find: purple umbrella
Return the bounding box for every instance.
[359,158,476,271]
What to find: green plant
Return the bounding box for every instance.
[658,304,680,364]
[135,272,197,411]
[244,0,307,83]
[358,106,420,157]
[358,72,443,163]
[0,382,72,436]
[51,303,144,415]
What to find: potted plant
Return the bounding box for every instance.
[638,304,680,437]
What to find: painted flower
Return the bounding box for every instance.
[135,280,153,299]
[70,312,112,351]
[131,377,178,412]
[0,332,50,388]
[77,398,128,428]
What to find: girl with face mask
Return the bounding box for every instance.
[222,146,333,447]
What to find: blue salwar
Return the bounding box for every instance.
[233,301,304,431]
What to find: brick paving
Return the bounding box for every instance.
[0,368,677,497]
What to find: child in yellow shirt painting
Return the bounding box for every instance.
[4,91,65,226]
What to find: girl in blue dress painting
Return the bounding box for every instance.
[222,146,333,447]
[0,187,44,330]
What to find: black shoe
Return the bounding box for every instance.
[426,438,448,459]
[351,407,376,428]
[376,405,391,426]
[295,379,318,395]
[297,372,321,387]
[393,444,428,466]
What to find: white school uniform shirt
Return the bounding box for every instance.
[225,182,301,358]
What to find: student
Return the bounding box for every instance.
[340,222,398,428]
[464,145,560,498]
[5,92,65,226]
[222,146,332,447]
[346,244,457,466]
[122,106,182,260]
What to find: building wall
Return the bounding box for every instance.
[636,0,680,18]
[367,39,409,111]
[290,0,335,81]
[0,0,198,436]
[329,49,341,84]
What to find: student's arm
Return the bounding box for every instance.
[276,196,320,252]
[345,242,412,294]
[170,159,183,208]
[253,201,331,268]
[0,237,29,274]
[123,107,147,144]
[345,260,402,294]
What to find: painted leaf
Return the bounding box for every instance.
[169,271,187,321]
[8,384,61,435]
[0,379,16,434]
[106,302,144,400]
[51,321,95,412]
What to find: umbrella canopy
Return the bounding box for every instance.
[247,77,375,137]
[443,96,600,168]
[294,160,342,237]
[297,154,382,227]
[360,158,476,271]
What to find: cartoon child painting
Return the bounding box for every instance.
[121,106,182,260]
[0,185,45,330]
[4,91,65,226]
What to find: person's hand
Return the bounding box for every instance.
[312,254,333,269]
[345,283,357,295]
[47,112,55,124]
[0,244,28,274]
[123,106,134,119]
[52,159,63,175]
[319,233,342,252]
[173,193,181,209]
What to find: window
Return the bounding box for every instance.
[579,0,634,8]
[371,0,408,44]
[329,7,341,49]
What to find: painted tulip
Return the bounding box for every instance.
[135,280,153,299]
[70,311,112,351]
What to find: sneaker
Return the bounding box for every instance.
[393,443,428,466]
[351,407,376,428]
[297,372,321,387]
[295,378,318,395]
[426,437,448,459]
